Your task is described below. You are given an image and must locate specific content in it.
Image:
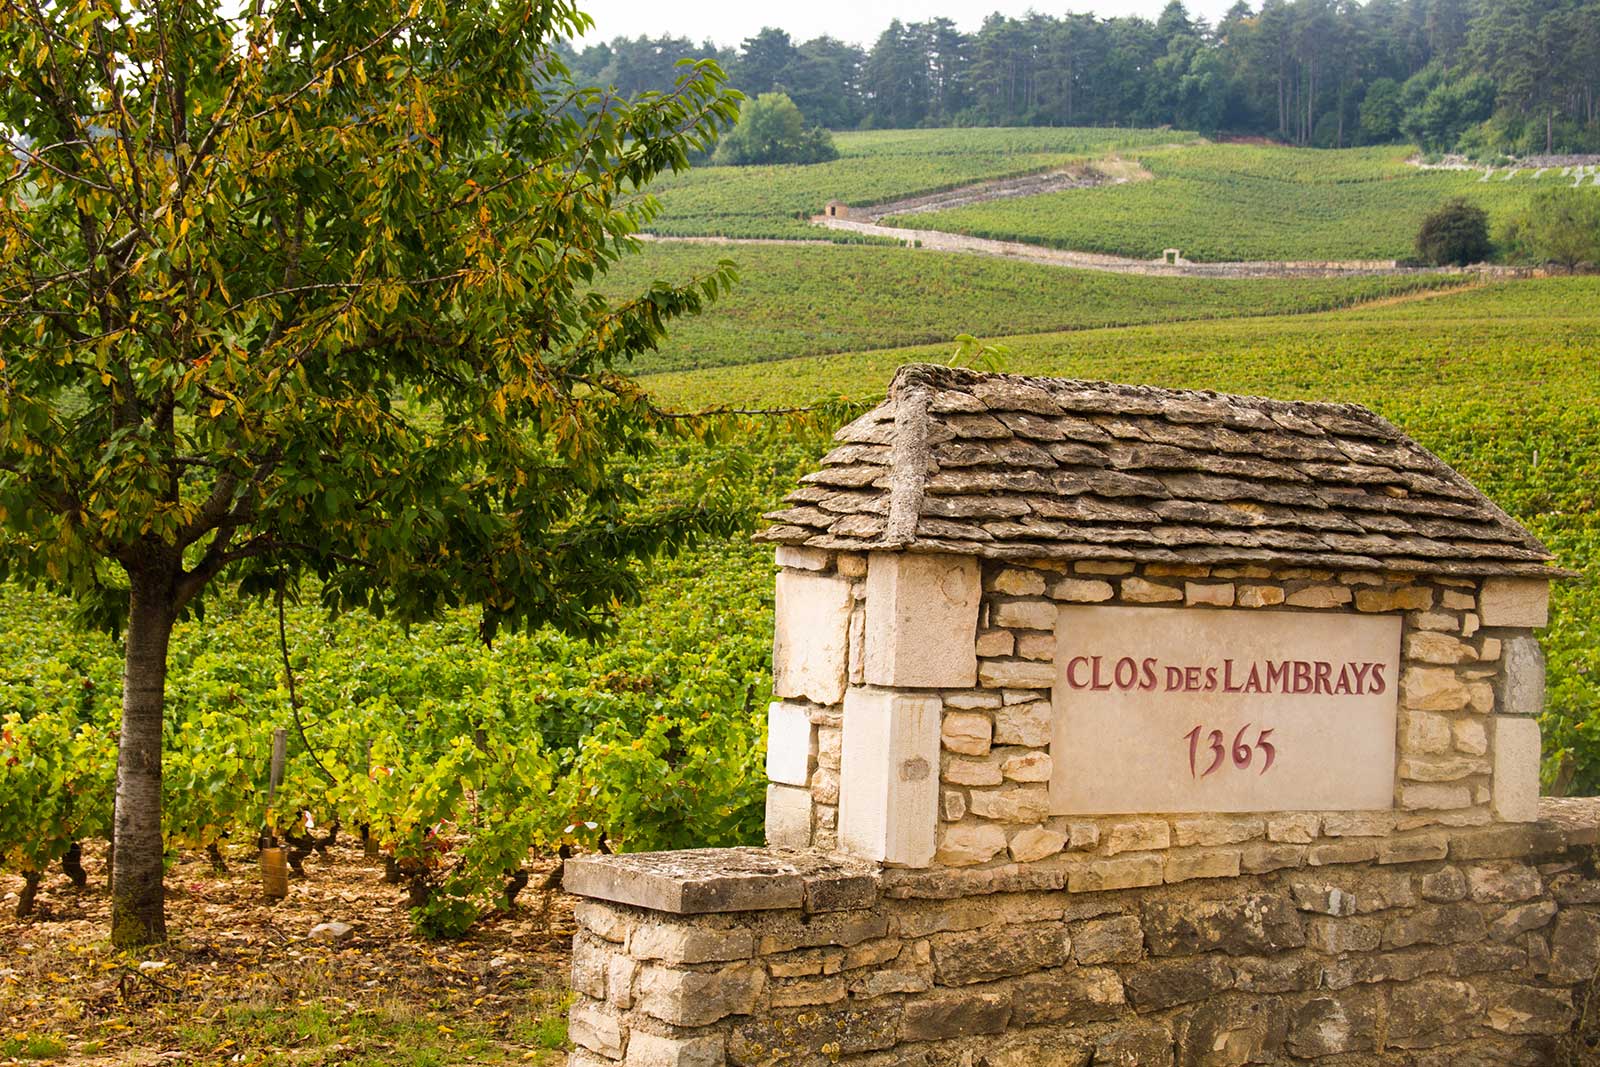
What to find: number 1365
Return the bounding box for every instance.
[1184,724,1276,777]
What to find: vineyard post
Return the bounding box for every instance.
[362,740,379,863]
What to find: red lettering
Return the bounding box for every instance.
[1244,662,1265,694]
[1166,666,1184,691]
[1091,656,1111,691]
[1140,657,1158,691]
[1184,666,1202,691]
[1266,661,1290,693]
[1369,663,1387,694]
[1314,661,1332,694]
[1292,660,1312,693]
[1223,658,1242,693]
[1114,656,1139,690]
[1066,656,1091,689]
[1351,662,1373,694]
[1333,664,1354,695]
[1204,666,1218,692]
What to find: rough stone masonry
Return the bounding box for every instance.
[566,366,1597,1066]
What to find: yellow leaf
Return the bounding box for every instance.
[209,398,226,417]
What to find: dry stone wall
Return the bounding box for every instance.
[564,802,1600,1067]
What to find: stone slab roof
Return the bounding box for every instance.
[758,364,1566,578]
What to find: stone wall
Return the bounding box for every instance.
[564,800,1600,1067]
[766,548,1550,875]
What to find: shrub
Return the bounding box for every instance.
[713,93,839,166]
[1416,198,1492,265]
[1499,188,1600,267]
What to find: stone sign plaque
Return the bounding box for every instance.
[1050,605,1401,814]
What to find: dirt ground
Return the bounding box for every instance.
[0,843,576,1066]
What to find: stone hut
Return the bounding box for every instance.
[824,200,850,219]
[564,365,1596,1067]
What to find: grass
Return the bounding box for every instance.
[884,143,1598,261]
[642,126,1188,240]
[608,243,1470,374]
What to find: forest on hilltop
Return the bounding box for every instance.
[561,0,1600,155]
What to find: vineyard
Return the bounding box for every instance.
[639,126,1188,240]
[884,143,1599,261]
[611,244,1468,373]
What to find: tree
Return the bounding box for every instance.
[1499,188,1600,266]
[714,93,838,165]
[0,0,742,946]
[1359,77,1404,142]
[737,28,801,97]
[1415,198,1492,264]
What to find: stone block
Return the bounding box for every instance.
[1237,585,1286,608]
[934,823,1008,866]
[993,598,1056,630]
[974,630,1014,657]
[978,658,1055,689]
[1124,956,1233,1010]
[569,1000,628,1059]
[931,921,1071,985]
[776,545,832,572]
[991,567,1046,595]
[566,849,817,915]
[1051,578,1114,603]
[1015,631,1054,660]
[1401,667,1471,711]
[1382,904,1488,949]
[863,552,980,688]
[1546,910,1600,984]
[1143,895,1305,957]
[1307,838,1379,865]
[1420,866,1467,902]
[1286,993,1379,1057]
[630,922,755,966]
[1453,718,1489,756]
[608,956,638,1009]
[1356,585,1433,612]
[636,961,765,1027]
[766,785,813,849]
[1068,853,1164,892]
[625,1032,724,1067]
[768,974,847,1008]
[1094,1025,1174,1067]
[1484,984,1575,1035]
[838,688,940,866]
[1478,578,1549,628]
[1002,750,1052,782]
[1179,996,1288,1066]
[1467,862,1542,902]
[575,900,631,943]
[1306,916,1382,954]
[1011,967,1126,1025]
[944,755,1003,787]
[992,700,1052,746]
[1398,781,1473,811]
[728,1005,900,1065]
[1387,978,1482,1048]
[1406,631,1475,664]
[1377,833,1449,864]
[1266,813,1320,844]
[1173,816,1265,847]
[572,935,612,1000]
[1008,825,1066,862]
[901,988,1011,1041]
[765,702,816,787]
[1499,635,1546,716]
[1184,581,1235,607]
[940,711,992,756]
[1102,819,1171,855]
[772,571,853,705]
[1242,843,1306,873]
[1122,577,1182,603]
[968,786,1050,823]
[1400,711,1454,755]
[1398,755,1490,781]
[1072,915,1144,964]
[1489,900,1557,941]
[1165,847,1241,882]
[1285,584,1351,609]
[1490,716,1541,823]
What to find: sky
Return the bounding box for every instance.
[571,0,1237,51]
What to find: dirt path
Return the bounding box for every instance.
[810,216,1423,277]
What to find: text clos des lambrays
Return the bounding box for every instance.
[1061,655,1389,696]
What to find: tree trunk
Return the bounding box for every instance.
[16,870,41,918]
[61,842,88,889]
[111,570,175,948]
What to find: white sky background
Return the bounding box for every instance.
[572,0,1239,50]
